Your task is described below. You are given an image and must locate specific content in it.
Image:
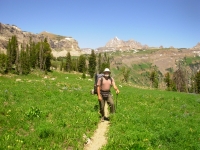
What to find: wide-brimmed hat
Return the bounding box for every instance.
[103,68,111,73]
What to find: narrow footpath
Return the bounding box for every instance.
[84,103,109,150]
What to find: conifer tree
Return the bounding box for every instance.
[164,72,171,90]
[18,44,30,74]
[60,59,64,71]
[37,41,44,70]
[6,35,18,72]
[173,60,188,92]
[43,38,52,71]
[195,71,200,93]
[65,52,72,72]
[71,58,78,71]
[164,72,176,91]
[121,66,131,82]
[29,37,37,69]
[10,35,18,64]
[98,52,110,73]
[15,44,20,74]
[150,69,159,88]
[36,38,52,71]
[0,51,7,73]
[88,50,96,78]
[78,55,86,73]
[98,53,101,73]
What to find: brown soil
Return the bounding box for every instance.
[112,49,197,75]
[84,103,109,150]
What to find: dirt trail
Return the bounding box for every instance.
[84,103,109,150]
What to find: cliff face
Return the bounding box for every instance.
[0,23,82,57]
[105,37,148,50]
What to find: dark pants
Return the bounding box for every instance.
[99,93,115,117]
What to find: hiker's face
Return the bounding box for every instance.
[104,72,110,77]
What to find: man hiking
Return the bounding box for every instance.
[97,68,120,122]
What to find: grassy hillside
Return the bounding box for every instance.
[103,86,200,149]
[0,71,99,149]
[40,31,66,41]
[0,71,200,149]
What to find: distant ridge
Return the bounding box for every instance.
[105,36,148,50]
[0,22,82,57]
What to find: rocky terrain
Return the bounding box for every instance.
[0,22,200,74]
[105,36,147,50]
[0,23,82,57]
[192,42,200,50]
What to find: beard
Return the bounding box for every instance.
[104,74,110,77]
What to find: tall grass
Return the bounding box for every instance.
[1,71,200,149]
[0,71,99,149]
[103,86,200,149]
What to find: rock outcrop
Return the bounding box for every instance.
[0,23,82,57]
[104,37,148,51]
[192,42,200,50]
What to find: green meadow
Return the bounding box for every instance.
[103,86,200,150]
[0,71,200,149]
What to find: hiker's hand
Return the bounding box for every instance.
[116,89,120,94]
[98,95,102,101]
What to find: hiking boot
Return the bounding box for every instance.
[101,116,104,122]
[104,117,109,121]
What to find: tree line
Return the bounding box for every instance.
[0,36,52,74]
[149,58,200,94]
[62,50,110,78]
[0,35,110,78]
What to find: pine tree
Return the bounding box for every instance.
[173,60,188,92]
[65,52,72,72]
[71,58,78,71]
[164,72,176,91]
[38,41,44,70]
[43,38,52,71]
[121,66,131,82]
[29,37,37,69]
[98,53,101,73]
[78,55,86,73]
[19,44,30,74]
[164,72,171,90]
[6,35,18,72]
[88,50,96,78]
[6,39,12,71]
[150,70,159,88]
[60,59,64,71]
[36,38,52,71]
[98,52,110,73]
[0,51,7,73]
[195,71,200,93]
[173,68,187,92]
[15,44,20,74]
[11,35,18,64]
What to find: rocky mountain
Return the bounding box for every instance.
[1,22,199,58]
[0,23,82,57]
[192,42,200,50]
[104,37,148,51]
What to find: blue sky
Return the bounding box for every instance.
[1,0,200,49]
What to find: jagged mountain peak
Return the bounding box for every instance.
[105,37,145,50]
[114,36,120,40]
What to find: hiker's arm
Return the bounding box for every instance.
[97,85,102,101]
[112,80,120,94]
[114,85,120,94]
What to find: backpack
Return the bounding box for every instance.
[93,73,113,95]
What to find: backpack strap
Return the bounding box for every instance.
[100,77,103,87]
